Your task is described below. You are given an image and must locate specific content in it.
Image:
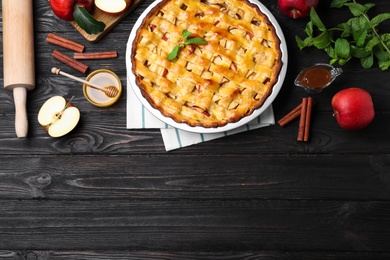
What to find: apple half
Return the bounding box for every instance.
[94,0,131,15]
[38,96,80,137]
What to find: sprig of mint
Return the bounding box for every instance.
[296,0,390,70]
[74,6,106,35]
[167,30,207,61]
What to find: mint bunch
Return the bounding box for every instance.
[168,30,207,61]
[296,0,390,70]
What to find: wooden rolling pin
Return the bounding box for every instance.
[2,0,35,138]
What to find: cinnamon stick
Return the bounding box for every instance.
[52,50,89,74]
[278,99,317,127]
[46,33,85,53]
[297,97,308,141]
[74,51,118,60]
[304,97,314,142]
[278,103,303,126]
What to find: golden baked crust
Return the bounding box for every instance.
[131,0,282,128]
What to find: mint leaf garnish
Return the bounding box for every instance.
[185,38,207,45]
[73,6,106,35]
[182,30,192,40]
[168,30,207,61]
[168,45,180,61]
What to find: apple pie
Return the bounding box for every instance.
[131,0,282,128]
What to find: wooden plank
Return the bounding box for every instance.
[2,250,390,260]
[0,111,389,154]
[1,200,390,251]
[0,0,389,257]
[0,155,389,200]
[1,110,390,154]
[70,0,145,42]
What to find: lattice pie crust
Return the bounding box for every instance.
[132,0,282,128]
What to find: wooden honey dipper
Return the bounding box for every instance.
[51,67,119,98]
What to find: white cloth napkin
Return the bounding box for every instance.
[126,77,275,151]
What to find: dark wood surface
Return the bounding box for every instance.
[1,0,390,259]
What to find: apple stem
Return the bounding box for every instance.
[65,96,75,110]
[332,111,338,117]
[54,96,75,120]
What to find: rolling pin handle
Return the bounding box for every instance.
[13,87,29,138]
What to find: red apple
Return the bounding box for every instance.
[331,88,375,130]
[49,0,106,34]
[278,0,319,19]
[95,0,132,15]
[49,0,94,21]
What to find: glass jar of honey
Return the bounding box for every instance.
[83,69,122,107]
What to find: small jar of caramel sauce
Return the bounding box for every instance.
[294,63,343,93]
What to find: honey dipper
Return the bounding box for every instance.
[51,67,119,98]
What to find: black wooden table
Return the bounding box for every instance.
[1,0,390,259]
